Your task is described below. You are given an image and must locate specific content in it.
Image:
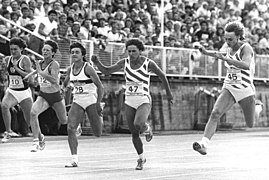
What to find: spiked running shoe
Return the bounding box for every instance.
[65,161,78,168]
[144,123,153,142]
[193,141,207,155]
[135,158,146,170]
[39,134,46,151]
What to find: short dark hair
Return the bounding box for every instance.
[125,38,144,51]
[70,42,87,62]
[44,40,58,53]
[48,10,57,16]
[9,37,27,49]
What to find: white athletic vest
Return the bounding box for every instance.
[70,62,97,95]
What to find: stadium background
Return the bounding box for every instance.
[0,0,269,135]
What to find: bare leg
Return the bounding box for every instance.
[204,89,235,140]
[1,92,18,132]
[19,97,33,127]
[239,95,255,128]
[30,97,49,141]
[52,99,67,128]
[67,103,84,155]
[86,103,102,137]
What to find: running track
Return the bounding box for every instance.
[1,128,269,180]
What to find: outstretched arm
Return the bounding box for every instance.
[148,60,173,104]
[91,55,125,75]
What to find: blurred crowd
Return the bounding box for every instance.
[0,0,269,55]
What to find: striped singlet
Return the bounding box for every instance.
[223,43,255,101]
[124,57,151,96]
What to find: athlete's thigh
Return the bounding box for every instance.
[239,95,255,125]
[124,104,137,133]
[212,88,235,114]
[134,103,151,125]
[86,103,102,133]
[68,103,85,128]
[52,99,67,124]
[2,91,18,108]
[19,97,33,123]
[31,96,50,115]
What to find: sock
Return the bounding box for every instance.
[72,154,78,163]
[201,137,210,147]
[33,138,39,144]
[138,153,144,160]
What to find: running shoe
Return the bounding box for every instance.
[1,131,11,143]
[39,134,46,151]
[76,124,82,137]
[193,141,207,155]
[9,131,20,137]
[31,143,40,152]
[65,161,78,168]
[144,123,153,142]
[135,158,146,170]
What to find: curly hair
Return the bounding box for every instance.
[44,40,58,54]
[125,38,145,51]
[225,21,245,40]
[9,37,27,49]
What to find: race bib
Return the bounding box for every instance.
[225,69,242,84]
[126,82,143,96]
[72,82,88,94]
[9,75,24,89]
[73,86,87,94]
[38,76,51,87]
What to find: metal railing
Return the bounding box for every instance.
[1,15,269,81]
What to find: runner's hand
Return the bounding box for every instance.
[91,55,99,64]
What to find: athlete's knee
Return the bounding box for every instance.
[210,109,223,122]
[67,124,77,134]
[30,108,39,119]
[133,122,144,131]
[1,102,10,111]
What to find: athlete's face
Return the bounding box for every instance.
[224,31,238,48]
[127,45,140,60]
[42,44,54,59]
[10,44,22,57]
[70,47,83,62]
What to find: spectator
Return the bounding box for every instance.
[10,0,20,13]
[69,21,86,40]
[80,19,92,40]
[107,21,124,42]
[30,10,58,54]
[0,0,12,15]
[18,6,30,27]
[194,20,213,47]
[97,17,110,37]
[57,13,71,40]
